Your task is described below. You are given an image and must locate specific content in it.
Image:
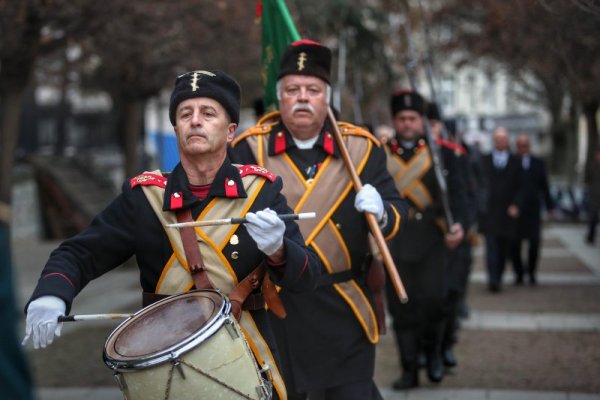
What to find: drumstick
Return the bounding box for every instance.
[165,212,316,229]
[58,313,132,322]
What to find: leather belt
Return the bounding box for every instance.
[243,293,266,310]
[317,270,356,286]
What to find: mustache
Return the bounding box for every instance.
[186,129,206,139]
[291,103,315,114]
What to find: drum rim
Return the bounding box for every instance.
[103,289,232,371]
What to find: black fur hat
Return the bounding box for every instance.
[169,69,240,125]
[278,39,332,84]
[390,89,426,116]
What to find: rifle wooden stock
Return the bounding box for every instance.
[327,107,408,303]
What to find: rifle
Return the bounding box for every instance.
[401,8,455,230]
[417,0,450,141]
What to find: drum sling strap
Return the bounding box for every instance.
[176,208,214,291]
[140,171,288,400]
[244,130,381,344]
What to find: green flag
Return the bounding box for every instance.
[259,0,301,111]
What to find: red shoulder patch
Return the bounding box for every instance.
[237,164,276,182]
[435,137,466,155]
[130,172,167,188]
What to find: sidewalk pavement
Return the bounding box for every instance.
[36,386,600,400]
[16,222,599,400]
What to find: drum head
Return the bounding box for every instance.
[104,290,228,367]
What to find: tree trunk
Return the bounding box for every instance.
[565,101,578,184]
[54,51,70,156]
[541,77,567,175]
[122,98,144,179]
[583,99,600,184]
[0,89,26,205]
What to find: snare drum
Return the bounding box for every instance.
[103,290,271,400]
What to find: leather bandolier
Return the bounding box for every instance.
[236,114,381,344]
[139,169,287,400]
[384,144,449,233]
[384,144,433,210]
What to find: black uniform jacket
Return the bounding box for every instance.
[27,159,321,374]
[385,137,468,263]
[229,118,407,392]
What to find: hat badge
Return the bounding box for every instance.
[404,94,412,107]
[190,70,216,91]
[297,52,307,71]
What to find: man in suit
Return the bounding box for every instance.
[479,127,522,292]
[511,134,554,285]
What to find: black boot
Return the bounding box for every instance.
[417,351,427,369]
[442,346,457,367]
[392,369,418,390]
[392,331,419,390]
[425,323,445,383]
[426,352,444,382]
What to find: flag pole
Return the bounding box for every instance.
[275,0,301,40]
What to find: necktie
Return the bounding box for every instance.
[522,156,530,170]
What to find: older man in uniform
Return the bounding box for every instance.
[383,89,467,389]
[22,69,321,400]
[229,39,407,400]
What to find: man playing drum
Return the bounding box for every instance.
[229,40,408,400]
[22,69,321,400]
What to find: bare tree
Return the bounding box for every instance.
[0,0,103,246]
[431,0,600,177]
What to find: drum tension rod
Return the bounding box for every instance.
[173,360,186,380]
[225,318,240,339]
[113,371,128,391]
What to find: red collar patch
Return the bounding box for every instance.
[274,131,287,154]
[323,131,335,155]
[224,178,239,197]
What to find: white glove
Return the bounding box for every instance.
[354,184,385,222]
[22,295,66,349]
[245,208,286,256]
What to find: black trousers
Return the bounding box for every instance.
[511,231,541,280]
[386,247,447,373]
[484,235,511,289]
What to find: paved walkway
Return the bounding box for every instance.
[16,223,599,400]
